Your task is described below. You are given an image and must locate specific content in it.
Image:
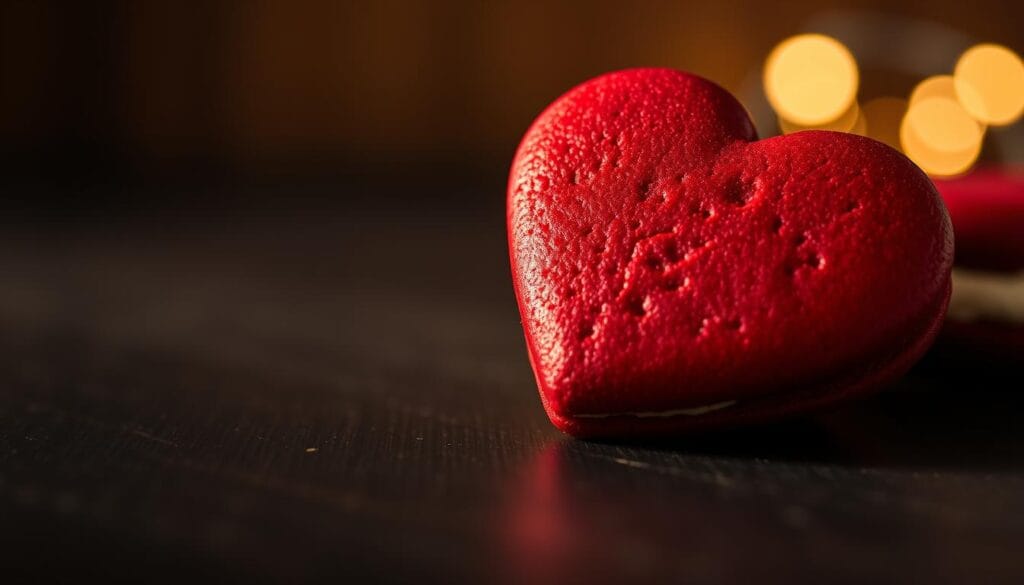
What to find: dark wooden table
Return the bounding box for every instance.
[2,190,1023,583]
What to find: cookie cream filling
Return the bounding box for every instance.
[948,268,1024,324]
[574,400,737,419]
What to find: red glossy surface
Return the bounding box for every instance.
[508,69,954,437]
[934,167,1024,272]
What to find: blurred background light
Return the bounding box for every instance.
[909,75,958,106]
[762,32,1024,178]
[954,43,1024,126]
[850,108,868,136]
[901,96,984,176]
[764,34,859,126]
[778,101,861,134]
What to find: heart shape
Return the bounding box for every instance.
[508,68,953,437]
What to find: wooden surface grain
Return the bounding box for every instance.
[1,195,1022,583]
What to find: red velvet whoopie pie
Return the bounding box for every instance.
[508,68,954,438]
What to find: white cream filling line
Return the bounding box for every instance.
[948,268,1024,324]
[574,400,737,419]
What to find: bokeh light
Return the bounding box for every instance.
[850,109,867,136]
[954,43,1024,126]
[777,101,860,134]
[909,75,957,106]
[901,97,984,176]
[760,34,1024,176]
[861,97,907,151]
[764,34,859,126]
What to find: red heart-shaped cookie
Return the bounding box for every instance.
[508,68,953,437]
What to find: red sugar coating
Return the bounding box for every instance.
[933,167,1024,272]
[508,68,954,437]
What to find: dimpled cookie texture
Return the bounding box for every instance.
[508,68,954,438]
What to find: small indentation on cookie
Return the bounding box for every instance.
[770,215,784,234]
[661,274,689,291]
[580,225,593,237]
[628,219,641,230]
[664,240,680,263]
[593,243,606,255]
[577,321,596,341]
[794,232,808,246]
[723,175,755,206]
[805,253,824,269]
[784,250,825,276]
[689,202,715,219]
[637,176,655,202]
[644,255,664,271]
[842,200,860,214]
[724,317,743,332]
[625,295,647,317]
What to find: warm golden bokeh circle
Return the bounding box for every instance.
[954,43,1024,126]
[762,35,1024,177]
[909,75,957,106]
[764,34,859,126]
[900,97,983,176]
[850,109,867,136]
[777,101,861,134]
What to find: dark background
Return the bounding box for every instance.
[3,0,1024,215]
[2,2,1024,583]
